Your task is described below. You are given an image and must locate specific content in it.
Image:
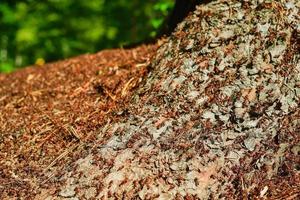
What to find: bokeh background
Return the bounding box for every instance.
[0,0,174,73]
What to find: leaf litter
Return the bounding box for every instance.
[0,0,300,199]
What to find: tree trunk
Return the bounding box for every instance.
[162,0,210,35]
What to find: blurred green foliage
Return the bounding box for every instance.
[0,0,174,73]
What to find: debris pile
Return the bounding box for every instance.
[0,0,299,199]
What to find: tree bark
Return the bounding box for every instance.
[161,0,211,35]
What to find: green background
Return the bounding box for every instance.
[0,0,174,73]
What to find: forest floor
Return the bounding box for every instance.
[0,44,160,198]
[1,0,300,199]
